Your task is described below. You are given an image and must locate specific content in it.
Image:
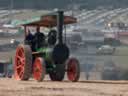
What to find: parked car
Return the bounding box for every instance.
[96,45,116,55]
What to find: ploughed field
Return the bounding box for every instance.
[0,78,128,96]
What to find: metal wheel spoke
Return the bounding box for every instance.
[34,70,40,78]
[20,48,24,56]
[37,72,40,77]
[16,64,22,69]
[20,57,25,64]
[19,71,23,78]
[17,56,25,65]
[17,55,21,59]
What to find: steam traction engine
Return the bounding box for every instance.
[14,11,80,82]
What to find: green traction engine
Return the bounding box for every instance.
[14,11,80,82]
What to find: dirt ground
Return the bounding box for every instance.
[0,78,128,96]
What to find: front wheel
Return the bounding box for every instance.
[66,58,80,82]
[33,57,45,82]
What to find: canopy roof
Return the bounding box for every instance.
[12,12,77,27]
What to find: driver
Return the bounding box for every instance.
[25,29,33,44]
[33,27,45,50]
[25,29,34,50]
[48,29,57,46]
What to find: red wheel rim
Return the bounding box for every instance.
[67,58,78,81]
[14,46,25,80]
[33,58,43,81]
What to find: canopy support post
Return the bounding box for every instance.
[57,11,64,44]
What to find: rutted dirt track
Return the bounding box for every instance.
[0,78,128,96]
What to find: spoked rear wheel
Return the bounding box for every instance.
[66,58,80,82]
[33,57,45,82]
[14,44,32,80]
